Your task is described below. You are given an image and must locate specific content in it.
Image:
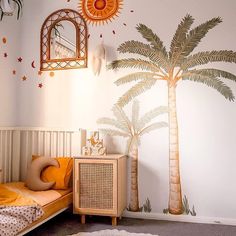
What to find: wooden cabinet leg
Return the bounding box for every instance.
[81,215,86,224]
[112,217,117,226]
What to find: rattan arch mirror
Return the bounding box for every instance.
[40,9,87,71]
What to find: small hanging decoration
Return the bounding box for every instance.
[91,42,105,76]
[78,0,123,25]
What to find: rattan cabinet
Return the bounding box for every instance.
[73,154,127,226]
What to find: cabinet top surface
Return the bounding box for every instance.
[74,154,126,160]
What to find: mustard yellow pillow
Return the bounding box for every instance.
[32,155,40,161]
[41,157,73,190]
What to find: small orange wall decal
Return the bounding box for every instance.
[78,0,123,25]
[0,33,43,89]
[49,71,55,77]
[2,37,7,44]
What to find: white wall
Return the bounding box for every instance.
[6,0,236,222]
[0,15,21,126]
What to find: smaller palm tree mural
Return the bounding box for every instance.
[97,100,168,211]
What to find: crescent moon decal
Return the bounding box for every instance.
[31,60,36,68]
[25,157,59,191]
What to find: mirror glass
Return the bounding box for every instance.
[50,20,76,60]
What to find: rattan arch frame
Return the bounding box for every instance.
[40,9,88,71]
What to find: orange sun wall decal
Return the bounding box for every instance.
[78,0,123,25]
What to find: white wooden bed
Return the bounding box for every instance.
[0,127,86,235]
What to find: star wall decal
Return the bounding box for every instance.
[0,35,47,88]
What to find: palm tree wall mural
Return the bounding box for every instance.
[97,101,168,212]
[108,14,236,215]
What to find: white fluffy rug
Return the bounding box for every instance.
[70,229,158,236]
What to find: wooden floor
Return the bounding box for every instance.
[25,210,236,236]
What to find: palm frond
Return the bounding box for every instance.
[138,106,168,130]
[97,102,168,150]
[12,0,23,20]
[98,128,129,138]
[97,117,129,133]
[0,10,3,21]
[118,40,152,55]
[114,72,159,86]
[139,122,168,136]
[118,40,169,71]
[116,79,157,107]
[177,17,222,62]
[136,23,168,57]
[186,17,222,54]
[132,100,140,132]
[185,68,236,82]
[170,14,194,60]
[182,71,235,101]
[107,58,160,72]
[181,50,236,70]
[112,105,132,131]
[14,0,23,9]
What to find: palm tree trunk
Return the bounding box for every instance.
[168,84,183,214]
[129,147,139,212]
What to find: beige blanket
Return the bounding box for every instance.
[0,184,44,236]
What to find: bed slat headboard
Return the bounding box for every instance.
[0,127,86,183]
